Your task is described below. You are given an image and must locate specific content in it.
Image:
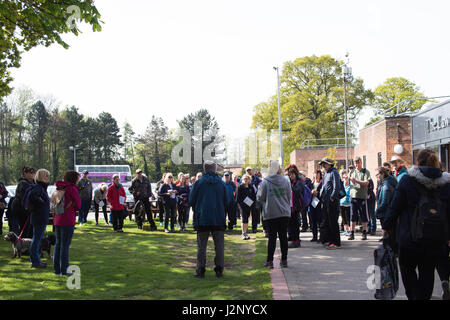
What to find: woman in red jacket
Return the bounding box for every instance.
[53,170,81,276]
[107,174,126,233]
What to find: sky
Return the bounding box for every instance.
[10,0,450,144]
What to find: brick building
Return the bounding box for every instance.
[289,116,413,179]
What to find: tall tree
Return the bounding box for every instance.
[372,77,428,116]
[0,0,102,98]
[26,100,50,168]
[122,121,136,169]
[96,112,122,164]
[142,116,169,180]
[177,109,226,174]
[252,55,373,166]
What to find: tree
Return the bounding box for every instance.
[122,121,136,169]
[96,112,122,164]
[252,55,373,166]
[372,77,428,116]
[177,109,226,174]
[141,116,170,180]
[0,0,102,98]
[26,100,50,168]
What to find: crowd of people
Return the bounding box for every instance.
[0,147,448,300]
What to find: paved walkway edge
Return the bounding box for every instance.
[270,246,291,300]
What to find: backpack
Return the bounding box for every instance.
[21,183,36,211]
[50,189,67,215]
[301,184,312,208]
[373,239,399,300]
[338,179,346,199]
[410,183,448,245]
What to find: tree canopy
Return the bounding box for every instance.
[0,0,102,98]
[252,55,373,166]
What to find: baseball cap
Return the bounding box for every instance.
[82,170,89,174]
[136,169,143,174]
[245,166,252,171]
[390,156,404,163]
[318,157,334,166]
[224,172,230,176]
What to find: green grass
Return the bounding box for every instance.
[0,218,272,300]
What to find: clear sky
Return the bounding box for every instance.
[10,0,450,142]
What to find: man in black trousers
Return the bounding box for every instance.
[129,169,157,231]
[318,158,342,250]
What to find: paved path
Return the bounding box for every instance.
[275,230,444,300]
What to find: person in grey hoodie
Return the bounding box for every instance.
[257,160,292,269]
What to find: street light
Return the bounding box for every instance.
[69,145,80,170]
[342,53,353,170]
[273,66,284,167]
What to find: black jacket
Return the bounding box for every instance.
[12,178,34,220]
[29,182,50,226]
[129,175,152,200]
[159,183,178,206]
[382,166,450,254]
[237,184,256,210]
[290,179,305,212]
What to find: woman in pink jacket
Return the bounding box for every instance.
[107,174,126,233]
[53,170,81,276]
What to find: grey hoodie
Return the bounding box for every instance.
[256,174,292,221]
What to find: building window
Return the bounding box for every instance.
[378,152,382,168]
[363,155,367,169]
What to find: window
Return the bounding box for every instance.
[363,155,367,169]
[377,152,382,168]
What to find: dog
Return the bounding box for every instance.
[40,234,56,258]
[3,231,32,258]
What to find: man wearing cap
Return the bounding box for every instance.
[223,172,237,230]
[77,170,93,225]
[318,157,342,249]
[390,156,408,183]
[129,169,157,231]
[348,156,371,240]
[189,160,227,278]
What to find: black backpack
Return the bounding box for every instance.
[373,239,399,300]
[410,183,448,245]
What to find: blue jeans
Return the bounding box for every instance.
[30,224,46,265]
[308,205,322,239]
[53,225,74,275]
[78,199,91,223]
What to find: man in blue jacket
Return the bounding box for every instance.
[189,160,227,278]
[223,172,237,230]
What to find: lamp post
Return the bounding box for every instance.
[342,54,353,170]
[273,66,283,166]
[69,145,80,170]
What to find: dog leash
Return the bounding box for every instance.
[17,215,31,243]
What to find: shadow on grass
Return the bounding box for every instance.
[0,220,272,300]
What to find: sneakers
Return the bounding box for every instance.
[288,240,301,248]
[326,244,341,250]
[264,260,274,269]
[280,259,288,268]
[348,232,355,240]
[361,231,367,240]
[31,262,47,268]
[242,233,250,240]
[310,237,318,242]
[164,229,170,233]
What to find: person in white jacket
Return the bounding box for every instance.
[257,160,292,269]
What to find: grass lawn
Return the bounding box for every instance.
[0,217,272,300]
